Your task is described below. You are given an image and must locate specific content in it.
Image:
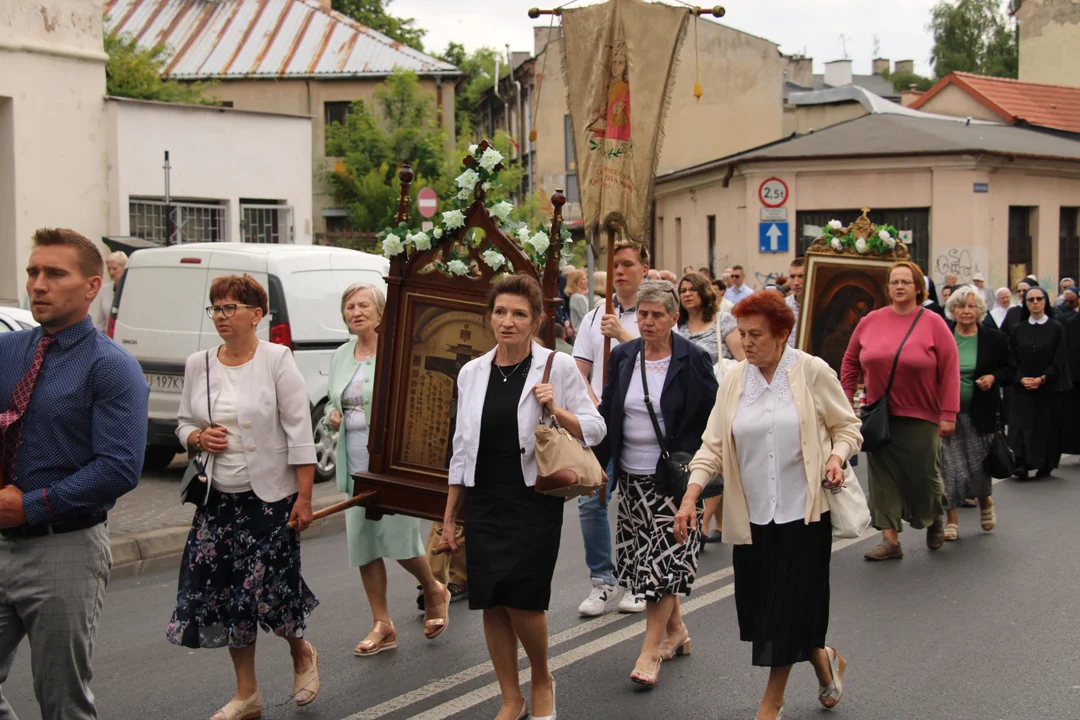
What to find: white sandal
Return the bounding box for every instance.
[818,646,846,709]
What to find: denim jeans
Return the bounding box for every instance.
[578,460,618,585]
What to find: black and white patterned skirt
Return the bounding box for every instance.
[615,472,703,601]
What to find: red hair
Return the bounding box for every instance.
[731,290,796,339]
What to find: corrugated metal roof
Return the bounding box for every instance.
[659,113,1080,183]
[104,0,460,79]
[911,72,1080,135]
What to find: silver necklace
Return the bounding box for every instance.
[495,356,529,382]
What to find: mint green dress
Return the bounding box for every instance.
[326,339,424,567]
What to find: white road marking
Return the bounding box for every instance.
[343,530,878,720]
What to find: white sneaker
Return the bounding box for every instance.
[577,579,619,617]
[617,592,646,614]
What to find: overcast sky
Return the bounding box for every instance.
[392,0,942,77]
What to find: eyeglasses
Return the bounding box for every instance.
[888,280,914,287]
[206,303,257,319]
[1026,296,1045,304]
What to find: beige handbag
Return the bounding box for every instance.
[533,353,608,501]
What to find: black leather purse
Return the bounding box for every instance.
[858,309,924,453]
[180,351,213,507]
[639,344,720,504]
[982,422,1014,478]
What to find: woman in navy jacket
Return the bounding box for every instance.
[596,279,718,688]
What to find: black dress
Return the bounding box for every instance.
[464,357,564,611]
[1062,314,1080,454]
[1008,319,1070,474]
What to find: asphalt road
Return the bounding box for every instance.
[4,459,1080,720]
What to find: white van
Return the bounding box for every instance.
[111,242,388,480]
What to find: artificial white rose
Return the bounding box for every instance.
[432,227,443,239]
[516,227,531,245]
[382,233,404,258]
[447,259,469,276]
[828,219,843,230]
[527,230,550,255]
[456,168,480,190]
[442,210,465,230]
[489,200,513,223]
[481,248,506,270]
[559,256,571,270]
[482,181,492,191]
[468,144,478,155]
[830,238,843,252]
[855,238,869,254]
[884,237,897,249]
[478,147,504,172]
[878,229,892,241]
[458,189,471,200]
[408,231,431,251]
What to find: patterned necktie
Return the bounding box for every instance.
[0,335,55,488]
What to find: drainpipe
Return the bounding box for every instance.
[508,44,524,161]
[493,53,501,138]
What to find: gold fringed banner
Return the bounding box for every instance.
[560,0,688,245]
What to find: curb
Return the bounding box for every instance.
[109,493,348,580]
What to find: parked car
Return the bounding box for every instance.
[0,306,39,332]
[110,242,388,479]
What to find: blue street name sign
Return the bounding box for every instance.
[759,222,789,253]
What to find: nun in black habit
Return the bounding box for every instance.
[1062,312,1080,454]
[1008,286,1070,479]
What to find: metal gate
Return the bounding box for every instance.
[795,208,930,272]
[241,204,293,244]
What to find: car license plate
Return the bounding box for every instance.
[145,373,184,394]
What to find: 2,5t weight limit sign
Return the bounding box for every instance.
[758,178,789,208]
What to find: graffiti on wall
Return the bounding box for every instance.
[933,248,988,288]
[755,271,782,287]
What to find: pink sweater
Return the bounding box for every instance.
[840,306,960,424]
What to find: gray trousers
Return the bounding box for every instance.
[0,523,111,720]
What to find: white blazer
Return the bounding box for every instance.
[176,342,317,503]
[448,342,606,488]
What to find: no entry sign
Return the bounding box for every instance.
[417,187,438,218]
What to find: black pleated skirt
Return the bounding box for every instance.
[732,514,832,667]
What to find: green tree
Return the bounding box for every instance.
[325,70,448,231]
[105,32,216,104]
[928,0,1018,79]
[331,0,425,52]
[437,44,506,121]
[887,71,935,93]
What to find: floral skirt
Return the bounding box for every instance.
[166,489,319,649]
[940,413,994,510]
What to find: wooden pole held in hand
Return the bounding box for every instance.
[286,490,378,529]
[602,225,617,385]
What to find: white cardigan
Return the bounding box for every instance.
[448,343,606,488]
[176,342,317,503]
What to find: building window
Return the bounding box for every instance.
[325,215,351,233]
[324,101,354,154]
[1008,206,1033,284]
[1059,207,1079,287]
[128,198,227,245]
[563,114,579,203]
[241,201,292,244]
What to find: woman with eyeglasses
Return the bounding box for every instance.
[840,261,960,560]
[1007,285,1070,480]
[171,275,321,720]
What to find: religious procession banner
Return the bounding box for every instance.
[560,0,688,244]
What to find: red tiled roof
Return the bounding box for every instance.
[910,71,1080,134]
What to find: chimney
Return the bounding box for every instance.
[894,59,914,75]
[785,55,813,88]
[534,26,558,57]
[872,58,890,76]
[824,59,853,88]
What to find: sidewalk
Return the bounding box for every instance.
[109,458,347,578]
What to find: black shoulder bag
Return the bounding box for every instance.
[180,351,213,507]
[858,308,924,453]
[639,344,720,504]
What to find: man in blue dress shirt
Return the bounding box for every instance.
[0,229,148,720]
[725,264,754,305]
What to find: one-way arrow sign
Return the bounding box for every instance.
[758,222,789,253]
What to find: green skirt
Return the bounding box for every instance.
[866,416,946,532]
[346,506,425,568]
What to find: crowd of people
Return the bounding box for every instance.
[2,226,1076,720]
